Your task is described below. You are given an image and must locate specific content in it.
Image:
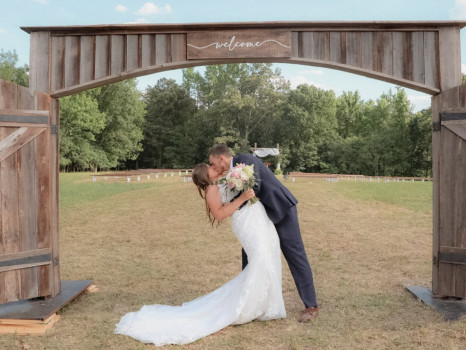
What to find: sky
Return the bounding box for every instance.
[1,0,466,112]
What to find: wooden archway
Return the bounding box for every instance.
[1,21,465,304]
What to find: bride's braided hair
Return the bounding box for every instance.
[192,164,217,226]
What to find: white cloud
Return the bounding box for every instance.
[408,95,431,111]
[449,0,466,19]
[31,0,48,4]
[116,4,127,12]
[462,64,466,74]
[136,2,172,16]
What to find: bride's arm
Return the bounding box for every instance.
[205,187,255,221]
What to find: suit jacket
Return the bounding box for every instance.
[233,154,297,224]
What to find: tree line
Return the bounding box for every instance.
[1,49,432,176]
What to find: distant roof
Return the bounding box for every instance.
[21,20,466,34]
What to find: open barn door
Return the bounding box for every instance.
[0,80,60,304]
[432,85,466,298]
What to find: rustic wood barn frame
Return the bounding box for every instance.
[1,21,465,305]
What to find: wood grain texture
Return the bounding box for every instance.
[0,127,47,163]
[64,36,80,88]
[29,31,50,93]
[95,35,109,79]
[126,35,139,71]
[80,36,95,83]
[432,85,466,298]
[0,81,56,304]
[438,27,462,91]
[51,36,65,92]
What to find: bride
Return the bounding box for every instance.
[115,163,286,346]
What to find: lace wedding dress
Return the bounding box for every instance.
[114,185,286,346]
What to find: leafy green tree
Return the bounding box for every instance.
[336,91,364,139]
[407,108,432,177]
[141,78,196,168]
[95,79,146,168]
[279,84,337,172]
[0,49,28,87]
[59,90,106,171]
[182,64,289,154]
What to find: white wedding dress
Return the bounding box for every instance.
[114,185,286,346]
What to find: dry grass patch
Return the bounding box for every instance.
[1,174,464,350]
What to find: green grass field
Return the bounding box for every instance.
[2,173,464,350]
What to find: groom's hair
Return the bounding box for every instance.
[208,144,232,158]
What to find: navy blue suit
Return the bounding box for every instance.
[233,154,317,308]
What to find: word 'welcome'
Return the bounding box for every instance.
[188,35,290,52]
[187,31,292,59]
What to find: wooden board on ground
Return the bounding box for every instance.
[0,313,60,334]
[0,280,92,321]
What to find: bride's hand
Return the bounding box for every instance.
[240,189,255,202]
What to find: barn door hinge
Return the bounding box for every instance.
[433,256,439,266]
[50,125,58,134]
[432,122,441,132]
[53,257,60,266]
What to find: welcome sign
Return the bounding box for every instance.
[187,30,292,59]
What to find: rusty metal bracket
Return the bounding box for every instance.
[50,125,58,134]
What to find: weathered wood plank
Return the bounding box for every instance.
[64,36,80,89]
[111,35,125,75]
[14,89,38,299]
[412,32,425,85]
[0,248,51,268]
[171,34,186,62]
[155,34,171,65]
[438,98,461,296]
[126,35,139,71]
[35,98,52,298]
[376,32,393,75]
[49,97,60,296]
[16,86,35,111]
[80,36,95,84]
[346,32,361,67]
[431,92,442,295]
[329,32,343,63]
[312,32,329,61]
[424,31,439,89]
[0,109,49,123]
[291,32,299,58]
[95,35,110,79]
[0,81,17,109]
[301,32,313,59]
[141,34,156,67]
[29,31,50,92]
[402,32,413,81]
[51,36,65,92]
[392,32,403,79]
[360,32,373,70]
[0,125,21,303]
[18,127,39,299]
[442,123,466,141]
[0,127,47,163]
[438,27,462,91]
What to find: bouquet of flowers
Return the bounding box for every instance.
[219,163,259,204]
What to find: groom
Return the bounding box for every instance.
[208,144,318,322]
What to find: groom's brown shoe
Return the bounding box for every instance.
[298,307,319,323]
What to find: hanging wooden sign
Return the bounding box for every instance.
[187,30,291,59]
